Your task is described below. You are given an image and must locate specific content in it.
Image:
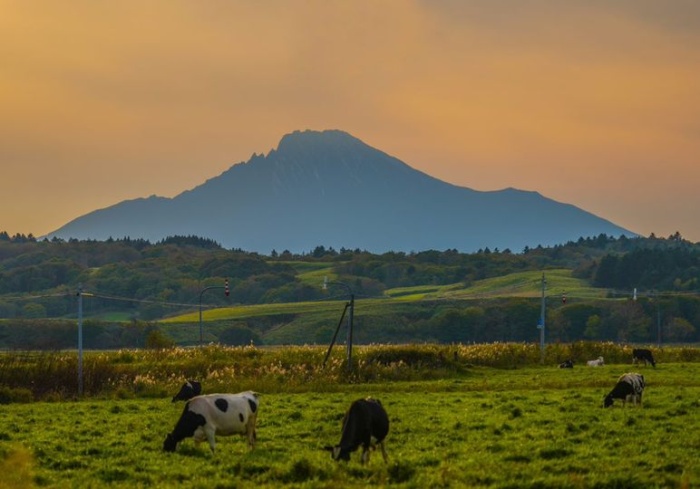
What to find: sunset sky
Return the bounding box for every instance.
[2,1,699,244]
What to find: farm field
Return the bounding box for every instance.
[1,362,698,488]
[161,269,602,324]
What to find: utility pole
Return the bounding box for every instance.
[77,284,83,397]
[323,277,355,372]
[198,279,229,345]
[657,299,661,347]
[346,291,355,369]
[538,273,546,364]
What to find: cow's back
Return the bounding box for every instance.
[189,394,256,436]
[365,400,389,442]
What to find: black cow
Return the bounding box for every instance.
[324,398,389,464]
[632,349,656,368]
[604,373,645,408]
[559,359,574,368]
[171,380,202,402]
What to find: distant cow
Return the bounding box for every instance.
[633,349,656,368]
[164,391,259,453]
[324,398,389,464]
[587,356,604,367]
[604,373,645,408]
[559,359,574,369]
[171,380,202,402]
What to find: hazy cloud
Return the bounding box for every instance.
[1,0,699,241]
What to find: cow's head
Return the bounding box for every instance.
[163,433,178,452]
[171,380,201,402]
[603,394,614,408]
[323,445,351,461]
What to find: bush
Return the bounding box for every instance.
[145,329,175,349]
[0,386,34,404]
[218,324,261,346]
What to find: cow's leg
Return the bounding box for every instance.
[192,428,206,448]
[204,426,217,453]
[379,441,388,463]
[246,414,257,450]
[361,445,370,464]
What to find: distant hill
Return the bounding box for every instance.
[47,129,635,253]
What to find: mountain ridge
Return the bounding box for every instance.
[47,129,636,252]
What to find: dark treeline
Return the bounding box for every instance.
[0,234,320,319]
[349,295,700,345]
[593,248,700,291]
[1,231,699,347]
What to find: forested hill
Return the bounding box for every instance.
[1,231,700,348]
[1,231,699,320]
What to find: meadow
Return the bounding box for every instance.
[0,344,699,488]
[162,269,600,325]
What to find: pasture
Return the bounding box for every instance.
[1,359,698,488]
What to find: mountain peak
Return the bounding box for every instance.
[274,129,366,157]
[262,129,407,187]
[278,129,358,146]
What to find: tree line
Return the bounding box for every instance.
[0,231,699,347]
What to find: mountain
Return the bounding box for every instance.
[47,129,635,253]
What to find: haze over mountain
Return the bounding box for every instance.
[47,130,635,253]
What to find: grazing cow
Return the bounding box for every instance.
[587,356,604,367]
[171,380,202,402]
[632,348,656,368]
[559,359,574,369]
[324,398,389,464]
[604,373,645,408]
[163,391,259,453]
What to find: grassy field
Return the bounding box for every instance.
[162,269,607,325]
[1,357,698,488]
[383,268,603,301]
[153,268,620,346]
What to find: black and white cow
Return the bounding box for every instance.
[604,373,645,408]
[171,380,202,402]
[558,359,574,369]
[163,391,259,453]
[632,348,656,368]
[324,398,389,464]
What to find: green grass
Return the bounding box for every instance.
[276,261,337,288]
[92,311,134,321]
[161,301,340,323]
[156,269,607,346]
[164,269,608,325]
[1,362,697,488]
[386,269,608,301]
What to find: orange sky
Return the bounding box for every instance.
[2,1,699,244]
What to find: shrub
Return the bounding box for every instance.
[144,329,175,349]
[0,386,33,404]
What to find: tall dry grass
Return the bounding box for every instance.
[0,342,698,401]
